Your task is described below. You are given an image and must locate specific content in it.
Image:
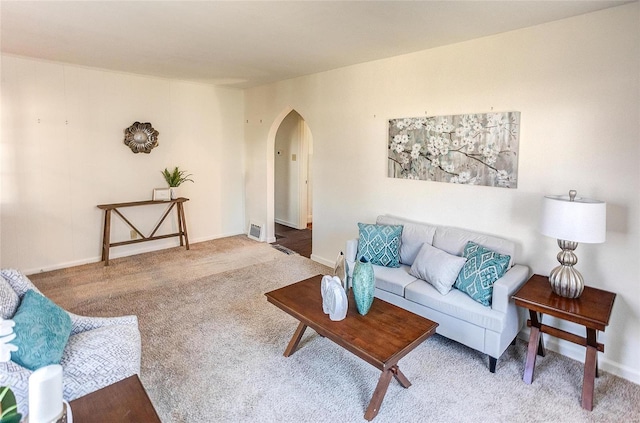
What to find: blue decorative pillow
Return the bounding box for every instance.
[357,223,403,268]
[11,290,72,370]
[454,242,511,306]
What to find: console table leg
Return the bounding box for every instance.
[284,322,307,357]
[177,202,184,247]
[102,210,112,266]
[179,202,190,250]
[365,367,394,421]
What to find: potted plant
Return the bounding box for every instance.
[0,387,21,423]
[0,319,20,423]
[161,167,194,199]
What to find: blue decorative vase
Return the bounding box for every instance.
[352,257,375,316]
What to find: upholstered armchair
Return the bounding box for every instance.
[0,269,141,416]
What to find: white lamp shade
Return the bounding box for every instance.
[540,194,606,243]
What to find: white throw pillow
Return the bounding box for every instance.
[409,243,467,295]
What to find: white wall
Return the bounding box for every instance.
[274,111,301,227]
[1,55,245,272]
[244,4,640,382]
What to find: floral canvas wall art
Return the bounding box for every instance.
[388,112,520,188]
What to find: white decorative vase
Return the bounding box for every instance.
[170,187,179,200]
[321,275,348,321]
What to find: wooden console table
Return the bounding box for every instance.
[512,274,616,410]
[97,198,189,266]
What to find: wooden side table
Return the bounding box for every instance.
[97,198,190,266]
[512,274,615,410]
[69,375,161,422]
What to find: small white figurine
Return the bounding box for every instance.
[0,319,18,362]
[321,275,348,321]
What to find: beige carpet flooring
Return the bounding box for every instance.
[30,236,640,422]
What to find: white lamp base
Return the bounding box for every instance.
[549,239,584,298]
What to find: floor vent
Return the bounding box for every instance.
[272,244,297,255]
[248,221,264,242]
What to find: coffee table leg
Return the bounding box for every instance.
[364,368,394,421]
[392,366,411,388]
[284,322,307,357]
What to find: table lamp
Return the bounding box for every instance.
[539,190,606,298]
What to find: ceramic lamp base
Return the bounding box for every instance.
[549,239,584,298]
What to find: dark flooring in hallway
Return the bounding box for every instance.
[274,223,312,258]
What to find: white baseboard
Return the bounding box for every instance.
[518,327,640,385]
[24,231,244,275]
[274,218,297,228]
[310,254,334,268]
[24,256,103,275]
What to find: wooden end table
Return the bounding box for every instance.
[69,375,161,422]
[512,274,616,411]
[265,275,438,421]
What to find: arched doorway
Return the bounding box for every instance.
[267,109,313,255]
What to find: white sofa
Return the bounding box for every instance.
[346,215,529,372]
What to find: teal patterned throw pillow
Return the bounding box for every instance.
[11,289,72,370]
[454,242,511,306]
[357,223,403,268]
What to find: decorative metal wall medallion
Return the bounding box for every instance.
[124,122,159,154]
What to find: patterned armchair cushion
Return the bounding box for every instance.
[0,269,42,298]
[68,312,139,336]
[61,324,141,401]
[357,223,403,268]
[0,277,20,319]
[0,360,31,417]
[11,290,72,370]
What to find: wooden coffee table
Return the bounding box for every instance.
[69,375,161,422]
[265,275,438,421]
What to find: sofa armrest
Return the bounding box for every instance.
[345,238,358,277]
[69,313,139,336]
[491,264,530,313]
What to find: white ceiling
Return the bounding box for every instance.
[0,1,631,88]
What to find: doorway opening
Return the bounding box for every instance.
[270,109,313,257]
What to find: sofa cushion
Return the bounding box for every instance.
[405,279,506,332]
[357,223,403,268]
[0,277,20,319]
[409,243,467,295]
[11,290,72,370]
[455,242,511,306]
[433,226,516,268]
[373,264,418,296]
[377,215,437,265]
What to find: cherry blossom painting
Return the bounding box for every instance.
[388,112,520,188]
